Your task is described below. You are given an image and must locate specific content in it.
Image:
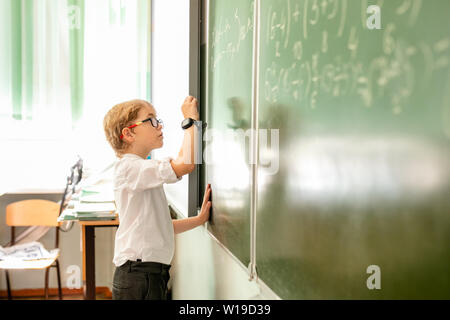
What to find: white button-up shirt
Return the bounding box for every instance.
[112,153,181,267]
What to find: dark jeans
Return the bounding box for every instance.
[112,260,171,300]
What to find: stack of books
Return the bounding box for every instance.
[73,202,117,221]
[58,187,117,221]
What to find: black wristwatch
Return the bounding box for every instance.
[181,118,197,130]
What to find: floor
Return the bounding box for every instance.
[1,295,110,300]
[0,290,111,300]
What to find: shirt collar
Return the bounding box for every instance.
[122,153,145,160]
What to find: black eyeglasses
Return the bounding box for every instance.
[120,117,163,139]
[142,117,163,128]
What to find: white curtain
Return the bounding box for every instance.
[0,0,151,194]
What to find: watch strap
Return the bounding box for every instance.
[181,118,195,129]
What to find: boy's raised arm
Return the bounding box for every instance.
[170,96,199,178]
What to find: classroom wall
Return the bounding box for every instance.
[0,193,115,294]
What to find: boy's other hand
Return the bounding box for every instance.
[198,184,212,225]
[182,96,199,121]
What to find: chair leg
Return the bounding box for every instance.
[55,260,63,300]
[5,270,12,300]
[44,267,50,300]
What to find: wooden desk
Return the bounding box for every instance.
[79,219,119,300]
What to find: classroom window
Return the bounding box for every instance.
[0,0,152,192]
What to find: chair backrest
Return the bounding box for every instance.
[6,200,60,227]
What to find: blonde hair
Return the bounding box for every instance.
[103,99,150,157]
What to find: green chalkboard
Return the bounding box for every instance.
[202,0,450,299]
[203,0,255,267]
[256,0,450,299]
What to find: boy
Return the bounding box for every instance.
[103,96,211,300]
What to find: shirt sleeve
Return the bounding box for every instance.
[126,157,181,191]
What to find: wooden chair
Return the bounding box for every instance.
[2,199,62,300]
[1,157,83,299]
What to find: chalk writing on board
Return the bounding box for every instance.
[210,2,254,72]
[261,0,450,115]
[209,0,449,115]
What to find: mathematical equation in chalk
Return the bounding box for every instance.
[208,0,450,116]
[210,2,254,71]
[262,0,449,115]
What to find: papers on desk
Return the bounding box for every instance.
[58,173,118,221]
[74,202,116,213]
[73,202,117,220]
[58,194,117,222]
[79,192,115,203]
[80,185,113,195]
[77,213,118,221]
[57,209,78,221]
[58,207,117,221]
